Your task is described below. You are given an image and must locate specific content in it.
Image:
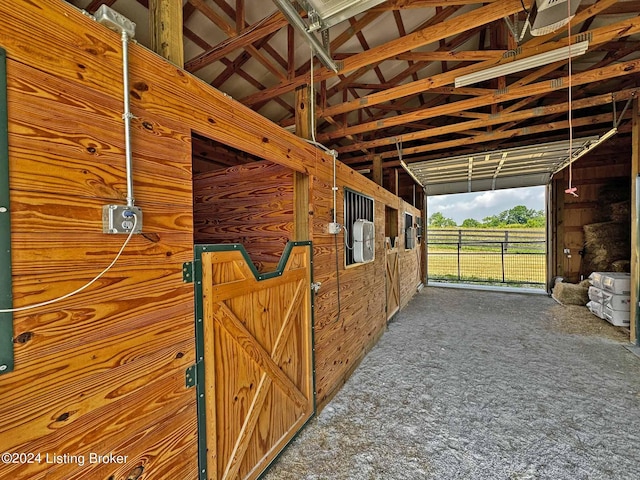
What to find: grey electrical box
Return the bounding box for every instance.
[102,204,143,234]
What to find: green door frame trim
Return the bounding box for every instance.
[191,241,317,480]
[0,47,14,375]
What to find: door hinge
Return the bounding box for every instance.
[183,261,196,283]
[185,364,197,388]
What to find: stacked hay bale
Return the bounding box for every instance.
[582,181,630,275]
[552,279,591,305]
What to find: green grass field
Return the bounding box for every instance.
[427,228,546,286]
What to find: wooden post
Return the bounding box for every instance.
[372,154,383,186]
[631,98,640,343]
[149,0,184,67]
[392,169,399,196]
[294,85,312,241]
[421,191,428,285]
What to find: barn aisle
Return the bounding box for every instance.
[264,287,640,480]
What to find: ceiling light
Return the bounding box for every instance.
[454,40,589,88]
[529,0,582,37]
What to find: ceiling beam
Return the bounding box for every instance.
[374,0,500,8]
[320,58,640,142]
[239,0,525,107]
[378,112,629,163]
[315,0,620,120]
[336,88,639,154]
[184,7,288,73]
[395,51,505,61]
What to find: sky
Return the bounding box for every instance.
[427,186,546,225]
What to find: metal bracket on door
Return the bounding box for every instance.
[0,48,14,375]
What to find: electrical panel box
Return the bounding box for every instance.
[353,219,375,263]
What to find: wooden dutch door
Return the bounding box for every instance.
[385,237,400,321]
[193,243,315,480]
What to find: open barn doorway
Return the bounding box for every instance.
[426,186,547,290]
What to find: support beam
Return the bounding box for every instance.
[240,0,524,107]
[312,0,621,121]
[294,85,312,241]
[337,88,639,154]
[632,97,640,343]
[372,155,383,186]
[321,59,640,143]
[149,0,184,67]
[347,111,631,166]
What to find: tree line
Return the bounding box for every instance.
[429,205,545,228]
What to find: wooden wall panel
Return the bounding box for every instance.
[193,161,294,272]
[0,3,425,478]
[310,176,421,409]
[1,4,198,478]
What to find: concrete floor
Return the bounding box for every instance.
[263,287,640,480]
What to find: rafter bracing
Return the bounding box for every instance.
[319,59,640,142]
[240,0,524,107]
[336,88,639,155]
[184,5,288,74]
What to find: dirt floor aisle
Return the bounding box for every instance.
[263,287,640,480]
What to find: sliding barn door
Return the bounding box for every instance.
[196,243,315,480]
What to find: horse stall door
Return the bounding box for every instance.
[385,238,400,321]
[195,243,315,480]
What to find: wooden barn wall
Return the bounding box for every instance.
[0,1,424,478]
[551,144,631,283]
[193,161,294,273]
[311,174,422,408]
[399,210,423,310]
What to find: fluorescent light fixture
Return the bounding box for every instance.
[454,41,589,88]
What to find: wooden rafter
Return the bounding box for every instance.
[341,88,637,156]
[240,0,524,107]
[184,6,288,75]
[318,58,640,142]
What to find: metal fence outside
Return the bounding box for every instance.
[427,229,546,286]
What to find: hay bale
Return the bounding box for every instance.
[584,221,630,247]
[552,281,589,306]
[599,180,630,204]
[583,221,630,273]
[593,180,631,222]
[610,201,630,222]
[611,260,631,273]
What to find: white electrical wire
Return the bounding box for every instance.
[565,0,578,197]
[342,223,354,250]
[0,215,138,313]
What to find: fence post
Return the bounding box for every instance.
[457,241,461,281]
[504,230,509,252]
[501,241,506,283]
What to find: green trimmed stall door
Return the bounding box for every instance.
[194,243,315,480]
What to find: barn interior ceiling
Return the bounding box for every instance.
[67,0,640,191]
